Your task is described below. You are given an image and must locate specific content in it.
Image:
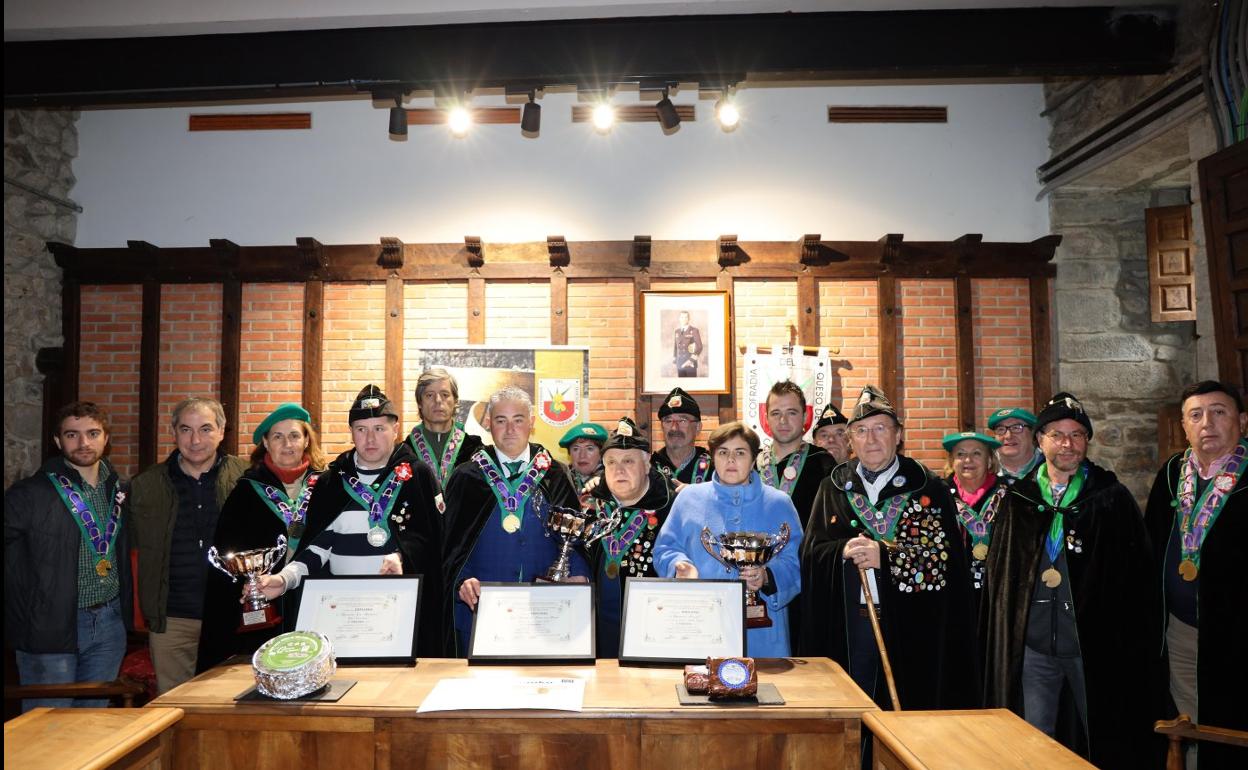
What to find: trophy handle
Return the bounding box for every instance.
[206,546,239,582]
[261,535,289,573]
[770,523,792,560]
[700,527,731,569]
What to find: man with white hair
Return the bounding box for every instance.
[441,385,585,655]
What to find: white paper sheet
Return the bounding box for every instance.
[417,677,587,713]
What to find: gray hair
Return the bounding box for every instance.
[171,397,226,430]
[486,385,533,418]
[415,367,459,402]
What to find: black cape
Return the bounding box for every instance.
[1144,453,1248,770]
[299,443,448,658]
[983,460,1164,769]
[798,455,980,710]
[586,467,676,658]
[441,444,580,619]
[196,463,310,673]
[652,446,711,486]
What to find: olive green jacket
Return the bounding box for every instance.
[127,453,247,632]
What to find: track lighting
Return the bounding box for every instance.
[388,97,407,137]
[592,103,615,133]
[715,97,740,130]
[521,91,541,136]
[447,105,472,137]
[656,88,680,132]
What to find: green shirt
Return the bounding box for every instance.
[75,477,121,608]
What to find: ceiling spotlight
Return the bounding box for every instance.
[592,103,615,133]
[715,98,740,131]
[447,105,472,137]
[521,91,541,136]
[388,97,408,137]
[656,89,680,132]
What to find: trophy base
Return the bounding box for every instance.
[535,573,571,583]
[237,605,282,633]
[745,603,772,629]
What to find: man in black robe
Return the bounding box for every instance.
[441,385,584,656]
[983,392,1163,769]
[585,417,675,658]
[799,385,979,710]
[407,367,484,494]
[651,387,712,491]
[1144,380,1248,770]
[258,385,447,658]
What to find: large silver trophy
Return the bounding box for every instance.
[701,524,791,628]
[207,535,288,632]
[539,503,621,583]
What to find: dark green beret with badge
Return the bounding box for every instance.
[941,431,1003,453]
[253,402,312,445]
[986,407,1037,430]
[559,422,608,448]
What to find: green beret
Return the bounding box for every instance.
[559,422,608,448]
[253,402,311,444]
[986,407,1037,430]
[941,431,1003,453]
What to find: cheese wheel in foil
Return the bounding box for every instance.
[252,630,336,699]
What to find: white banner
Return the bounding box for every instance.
[740,345,833,442]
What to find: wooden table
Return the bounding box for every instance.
[864,709,1095,769]
[4,707,183,770]
[151,657,876,769]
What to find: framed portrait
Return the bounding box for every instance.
[640,290,731,394]
[468,582,595,664]
[619,578,746,665]
[295,575,421,665]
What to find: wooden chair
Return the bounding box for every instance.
[1155,715,1248,770]
[4,677,148,710]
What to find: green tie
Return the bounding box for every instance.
[505,461,522,479]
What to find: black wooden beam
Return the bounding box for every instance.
[5,7,1175,107]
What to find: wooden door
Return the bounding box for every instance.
[1199,140,1248,389]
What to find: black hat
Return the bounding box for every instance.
[658,387,700,420]
[814,402,848,429]
[849,385,899,425]
[349,384,399,424]
[1035,392,1093,440]
[602,417,651,453]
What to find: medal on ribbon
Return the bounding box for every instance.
[845,487,909,546]
[473,449,552,533]
[341,462,411,548]
[1174,441,1247,581]
[598,499,658,579]
[952,485,1006,563]
[249,472,320,549]
[1036,464,1086,589]
[48,471,123,579]
[409,424,465,488]
[759,443,810,497]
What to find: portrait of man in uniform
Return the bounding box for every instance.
[672,310,704,378]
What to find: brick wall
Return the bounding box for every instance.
[485,281,550,346]
[972,278,1035,425]
[568,279,634,424]
[896,279,958,469]
[819,280,880,410]
[238,283,304,448]
[79,285,143,477]
[158,284,222,459]
[321,282,386,456]
[402,281,470,430]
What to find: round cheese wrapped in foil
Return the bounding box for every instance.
[252,631,336,699]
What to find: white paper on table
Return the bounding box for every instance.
[417,677,586,713]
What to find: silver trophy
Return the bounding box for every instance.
[539,503,621,583]
[701,524,791,628]
[208,535,288,632]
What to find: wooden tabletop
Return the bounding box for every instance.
[4,707,184,770]
[151,657,878,719]
[864,709,1096,769]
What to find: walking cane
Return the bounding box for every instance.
[859,567,901,710]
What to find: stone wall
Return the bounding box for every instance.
[4,109,78,488]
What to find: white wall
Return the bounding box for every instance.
[72,82,1050,247]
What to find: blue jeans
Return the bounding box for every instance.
[1022,645,1088,738]
[15,597,127,711]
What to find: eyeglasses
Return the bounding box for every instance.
[993,424,1030,436]
[1043,429,1088,445]
[850,424,894,438]
[661,417,696,428]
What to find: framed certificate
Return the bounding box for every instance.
[468,582,595,664]
[295,575,421,665]
[619,578,746,665]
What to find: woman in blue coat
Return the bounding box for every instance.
[654,421,803,657]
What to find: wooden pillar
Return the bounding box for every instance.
[138,281,161,468]
[302,280,324,430]
[877,275,899,403]
[550,271,568,345]
[717,271,736,424]
[1029,275,1053,404]
[385,276,405,415]
[219,279,243,454]
[633,273,651,430]
[467,276,485,345]
[797,273,819,347]
[954,276,976,431]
